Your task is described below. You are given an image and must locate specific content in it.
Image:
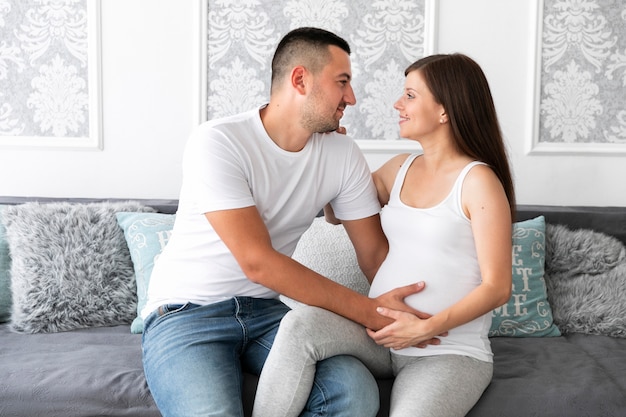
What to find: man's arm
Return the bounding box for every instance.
[341,215,387,284]
[324,205,388,283]
[205,206,421,330]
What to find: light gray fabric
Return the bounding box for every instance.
[544,223,626,337]
[466,334,626,417]
[390,354,491,417]
[3,323,626,417]
[0,323,160,417]
[254,307,490,417]
[253,306,391,417]
[2,201,154,333]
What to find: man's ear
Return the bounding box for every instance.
[291,66,307,95]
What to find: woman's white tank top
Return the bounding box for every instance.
[369,154,493,362]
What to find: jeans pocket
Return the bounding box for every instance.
[144,303,190,336]
[157,303,188,317]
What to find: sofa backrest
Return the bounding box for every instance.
[1,197,624,245]
[517,205,626,246]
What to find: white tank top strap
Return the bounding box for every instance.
[451,160,488,218]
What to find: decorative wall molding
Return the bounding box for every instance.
[0,0,102,150]
[196,0,437,153]
[529,0,626,155]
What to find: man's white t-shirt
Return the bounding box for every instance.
[142,106,380,318]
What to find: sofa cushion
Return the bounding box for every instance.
[0,322,160,416]
[490,216,560,337]
[467,333,626,416]
[282,217,370,308]
[0,205,11,323]
[545,223,626,337]
[2,202,154,333]
[116,212,176,333]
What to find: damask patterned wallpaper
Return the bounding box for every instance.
[539,0,626,145]
[206,0,431,141]
[0,0,91,142]
[4,1,622,149]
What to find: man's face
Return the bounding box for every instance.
[301,46,356,133]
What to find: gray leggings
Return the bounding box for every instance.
[252,306,492,417]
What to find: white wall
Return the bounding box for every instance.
[0,1,194,200]
[0,0,623,206]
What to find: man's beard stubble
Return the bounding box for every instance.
[301,85,343,134]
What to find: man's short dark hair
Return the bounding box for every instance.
[270,27,350,92]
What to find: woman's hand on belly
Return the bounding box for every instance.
[366,307,447,350]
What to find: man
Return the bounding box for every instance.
[141,27,424,417]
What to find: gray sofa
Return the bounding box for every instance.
[1,196,625,417]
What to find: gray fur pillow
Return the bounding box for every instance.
[545,223,626,338]
[2,202,154,333]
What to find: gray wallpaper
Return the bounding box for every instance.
[0,0,91,142]
[7,1,622,149]
[539,0,626,145]
[206,0,430,141]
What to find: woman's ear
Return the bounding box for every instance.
[439,109,447,124]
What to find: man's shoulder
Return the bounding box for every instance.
[188,108,262,150]
[201,108,259,131]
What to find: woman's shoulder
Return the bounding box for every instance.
[464,162,498,182]
[374,153,413,181]
[380,152,417,171]
[462,162,509,213]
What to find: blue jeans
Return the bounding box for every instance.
[142,297,380,417]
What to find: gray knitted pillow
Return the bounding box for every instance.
[281,217,370,309]
[2,202,154,333]
[545,223,626,338]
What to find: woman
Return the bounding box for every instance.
[253,53,515,417]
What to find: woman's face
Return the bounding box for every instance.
[393,70,445,140]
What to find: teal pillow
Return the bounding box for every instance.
[116,212,175,333]
[490,216,561,337]
[0,205,11,323]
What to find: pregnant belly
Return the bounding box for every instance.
[368,260,478,315]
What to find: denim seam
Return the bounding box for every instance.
[233,297,249,355]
